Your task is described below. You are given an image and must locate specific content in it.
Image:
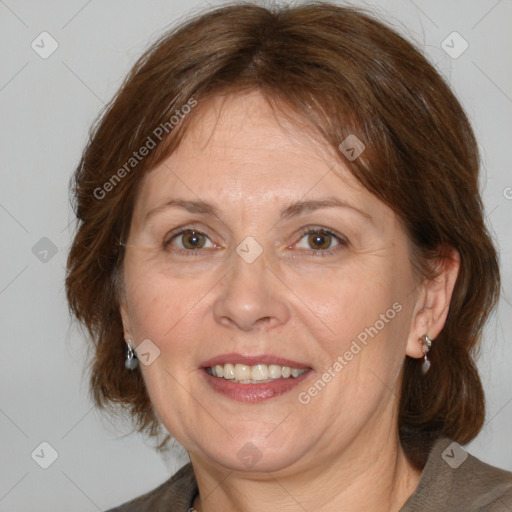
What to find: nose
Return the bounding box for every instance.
[212,247,291,332]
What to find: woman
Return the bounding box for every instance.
[65,2,512,511]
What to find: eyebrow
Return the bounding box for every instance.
[280,198,371,221]
[144,197,372,224]
[144,199,219,223]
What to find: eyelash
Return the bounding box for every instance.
[162,225,348,257]
[294,226,348,256]
[162,225,217,257]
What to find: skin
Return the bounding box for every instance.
[120,90,460,512]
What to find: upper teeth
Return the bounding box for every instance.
[207,363,307,382]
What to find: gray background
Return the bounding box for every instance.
[1,0,511,510]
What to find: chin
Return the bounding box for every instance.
[193,432,309,475]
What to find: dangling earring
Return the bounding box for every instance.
[419,334,433,374]
[125,340,139,370]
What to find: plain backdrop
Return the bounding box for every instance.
[1,0,511,510]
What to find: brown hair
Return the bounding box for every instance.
[66,2,500,463]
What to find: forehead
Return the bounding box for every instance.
[132,90,383,223]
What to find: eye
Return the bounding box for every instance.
[294,228,346,253]
[164,229,216,251]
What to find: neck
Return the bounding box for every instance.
[191,428,422,512]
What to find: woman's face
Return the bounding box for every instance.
[120,91,424,474]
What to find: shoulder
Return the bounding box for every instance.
[402,437,512,512]
[105,463,197,512]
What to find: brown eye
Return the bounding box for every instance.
[179,230,207,249]
[165,229,214,251]
[307,231,333,250]
[294,228,346,253]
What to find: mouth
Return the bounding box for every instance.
[205,363,308,383]
[200,354,313,402]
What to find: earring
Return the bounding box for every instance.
[419,334,433,374]
[125,340,139,370]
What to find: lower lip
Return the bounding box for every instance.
[201,369,312,402]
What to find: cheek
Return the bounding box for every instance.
[123,262,213,345]
[284,260,412,369]
[286,263,396,330]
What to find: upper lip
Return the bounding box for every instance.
[201,353,311,369]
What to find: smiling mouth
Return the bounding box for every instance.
[205,363,309,384]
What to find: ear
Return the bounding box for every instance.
[119,293,134,343]
[406,247,460,358]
